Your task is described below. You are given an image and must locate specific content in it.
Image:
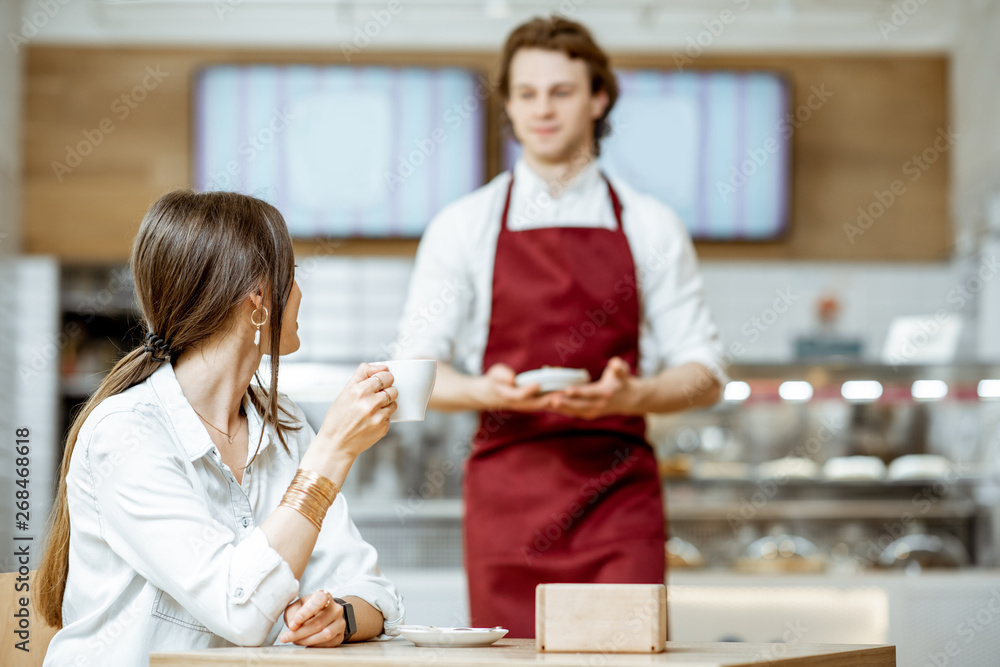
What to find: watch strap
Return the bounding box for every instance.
[332,597,357,642]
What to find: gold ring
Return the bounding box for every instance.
[321,591,332,609]
[374,375,385,392]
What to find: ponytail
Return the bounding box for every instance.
[35,346,160,628]
[36,189,302,629]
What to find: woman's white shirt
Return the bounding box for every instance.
[43,362,404,667]
[394,158,727,384]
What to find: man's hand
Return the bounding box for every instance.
[279,590,346,648]
[548,357,639,420]
[473,363,560,412]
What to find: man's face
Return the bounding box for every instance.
[504,48,608,165]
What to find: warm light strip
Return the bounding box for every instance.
[911,380,948,400]
[841,380,883,401]
[979,379,1000,399]
[778,381,813,401]
[724,381,751,401]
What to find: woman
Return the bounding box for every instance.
[36,191,404,666]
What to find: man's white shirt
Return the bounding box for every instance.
[395,158,727,384]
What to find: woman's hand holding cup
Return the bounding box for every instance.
[301,363,397,481]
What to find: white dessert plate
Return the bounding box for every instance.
[823,455,887,481]
[887,454,953,480]
[397,625,508,648]
[514,367,590,393]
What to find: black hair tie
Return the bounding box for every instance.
[144,332,174,363]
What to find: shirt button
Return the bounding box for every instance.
[242,517,250,527]
[235,587,244,598]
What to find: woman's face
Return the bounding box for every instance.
[277,279,302,356]
[259,278,301,356]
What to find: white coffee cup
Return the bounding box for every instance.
[374,359,437,422]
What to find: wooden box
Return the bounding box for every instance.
[535,583,667,654]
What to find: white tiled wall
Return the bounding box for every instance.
[289,256,991,366]
[0,0,24,574]
[1,257,60,572]
[699,261,971,363]
[292,257,413,363]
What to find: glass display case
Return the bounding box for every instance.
[652,363,1000,575]
[57,265,144,441]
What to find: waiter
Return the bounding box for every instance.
[395,16,725,637]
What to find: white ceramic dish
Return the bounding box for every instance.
[756,457,820,480]
[397,625,508,648]
[887,454,953,480]
[823,456,887,481]
[514,367,590,393]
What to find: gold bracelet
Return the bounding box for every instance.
[279,469,341,532]
[283,469,340,525]
[280,475,338,530]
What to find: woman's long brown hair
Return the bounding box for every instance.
[36,190,301,628]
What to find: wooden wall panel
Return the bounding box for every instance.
[23,46,949,262]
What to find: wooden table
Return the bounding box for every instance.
[151,637,895,666]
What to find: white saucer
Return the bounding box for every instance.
[514,367,590,393]
[397,625,508,648]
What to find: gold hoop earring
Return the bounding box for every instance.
[251,306,269,346]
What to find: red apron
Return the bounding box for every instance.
[464,173,666,638]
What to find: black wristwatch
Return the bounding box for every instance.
[332,597,357,643]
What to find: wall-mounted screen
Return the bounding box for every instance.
[194,65,486,238]
[504,70,790,241]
